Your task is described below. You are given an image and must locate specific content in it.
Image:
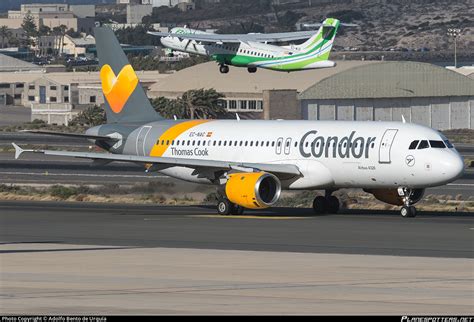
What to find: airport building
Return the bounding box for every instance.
[0,51,169,125]
[149,60,474,129]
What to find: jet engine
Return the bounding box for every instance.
[365,188,425,206]
[225,172,281,209]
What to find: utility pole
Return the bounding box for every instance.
[447,28,461,68]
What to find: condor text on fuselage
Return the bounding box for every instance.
[299,130,376,159]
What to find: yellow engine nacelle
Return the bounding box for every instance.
[365,188,425,206]
[225,172,281,209]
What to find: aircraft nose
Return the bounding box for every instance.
[441,152,464,181]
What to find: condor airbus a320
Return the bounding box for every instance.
[13,27,464,217]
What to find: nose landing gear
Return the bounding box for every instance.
[312,191,340,214]
[399,188,417,218]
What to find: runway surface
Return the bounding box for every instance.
[1,201,472,258]
[0,152,473,198]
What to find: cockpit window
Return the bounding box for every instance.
[409,140,419,150]
[417,140,429,149]
[444,140,454,148]
[429,140,446,148]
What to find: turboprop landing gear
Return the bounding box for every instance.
[247,66,257,73]
[399,188,417,218]
[219,64,229,74]
[312,191,340,215]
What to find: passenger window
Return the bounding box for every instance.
[224,141,227,146]
[245,141,248,146]
[409,140,419,150]
[418,140,429,149]
[240,141,243,146]
[429,140,446,148]
[250,141,253,147]
[197,141,200,146]
[218,141,222,146]
[213,141,217,146]
[272,142,275,147]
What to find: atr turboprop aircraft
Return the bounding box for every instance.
[13,27,464,218]
[148,18,343,74]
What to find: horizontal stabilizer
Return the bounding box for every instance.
[20,130,118,142]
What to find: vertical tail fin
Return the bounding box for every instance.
[297,18,340,60]
[94,27,162,124]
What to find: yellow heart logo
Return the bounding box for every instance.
[100,64,138,114]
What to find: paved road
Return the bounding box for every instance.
[1,201,472,258]
[0,107,31,127]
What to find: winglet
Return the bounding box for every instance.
[12,143,24,160]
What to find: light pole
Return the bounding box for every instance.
[447,28,461,68]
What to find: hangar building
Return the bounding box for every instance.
[149,61,474,129]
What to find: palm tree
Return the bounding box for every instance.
[0,26,11,48]
[58,24,68,56]
[151,89,226,120]
[180,89,226,119]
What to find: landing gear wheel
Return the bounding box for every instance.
[400,206,416,218]
[219,65,229,74]
[231,205,245,215]
[312,196,327,214]
[247,66,257,73]
[326,195,340,214]
[217,199,232,215]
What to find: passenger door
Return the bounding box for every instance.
[136,125,152,156]
[379,129,398,163]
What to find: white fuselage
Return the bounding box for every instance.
[161,35,287,58]
[121,120,464,190]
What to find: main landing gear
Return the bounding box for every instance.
[312,191,340,215]
[219,64,229,74]
[399,188,417,218]
[217,197,244,216]
[247,66,257,73]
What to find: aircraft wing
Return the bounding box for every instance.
[148,30,316,44]
[12,143,301,178]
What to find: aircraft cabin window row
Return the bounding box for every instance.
[408,140,453,150]
[155,139,376,149]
